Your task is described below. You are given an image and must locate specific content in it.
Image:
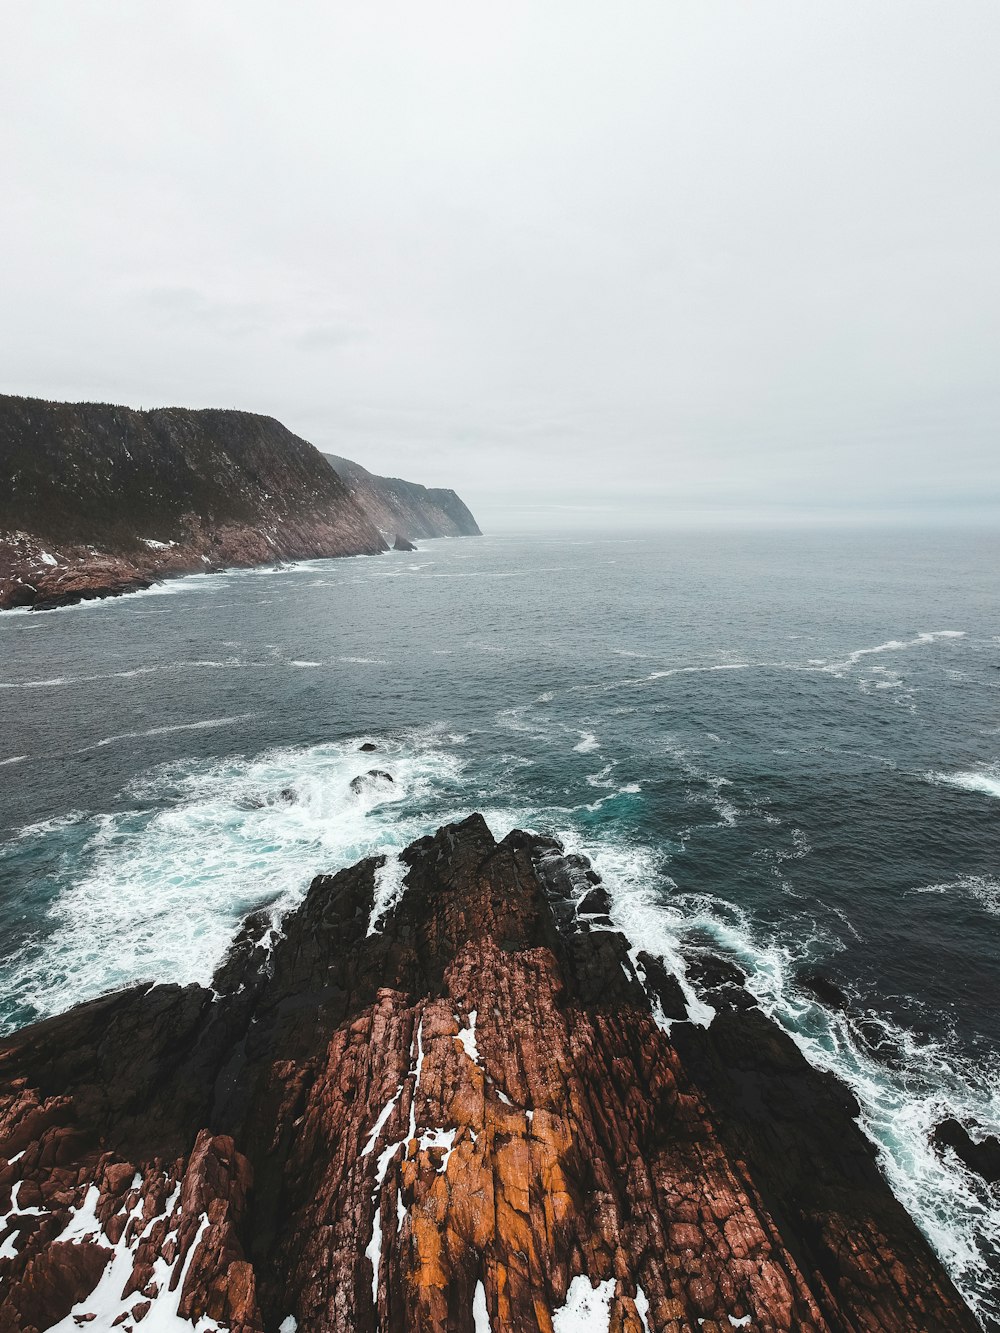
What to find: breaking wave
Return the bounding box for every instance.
[926,764,1000,801]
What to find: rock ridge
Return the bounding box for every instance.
[0,815,980,1332]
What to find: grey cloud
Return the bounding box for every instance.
[1,1,998,529]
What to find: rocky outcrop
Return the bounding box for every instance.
[0,817,979,1332]
[393,534,418,552]
[934,1119,1000,1186]
[1,396,477,610]
[324,453,482,541]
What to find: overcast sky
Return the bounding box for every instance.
[3,3,998,529]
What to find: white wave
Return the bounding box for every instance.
[706,776,738,827]
[514,807,1000,1324]
[0,676,71,689]
[289,660,323,667]
[648,663,751,680]
[604,663,750,692]
[0,755,27,766]
[84,715,255,751]
[0,660,244,690]
[820,630,966,677]
[573,731,600,754]
[926,764,1000,800]
[911,875,1000,915]
[608,875,1000,1327]
[368,852,409,935]
[10,810,90,842]
[2,731,468,1028]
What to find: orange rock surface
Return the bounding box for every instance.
[0,816,979,1331]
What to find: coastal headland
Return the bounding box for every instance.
[0,395,479,611]
[0,812,978,1332]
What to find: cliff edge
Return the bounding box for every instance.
[0,815,978,1332]
[0,396,477,611]
[324,453,482,541]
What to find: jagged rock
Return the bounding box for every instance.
[576,884,611,915]
[934,1118,1000,1184]
[349,769,395,796]
[0,817,978,1332]
[392,534,417,552]
[685,954,757,1012]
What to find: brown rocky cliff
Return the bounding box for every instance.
[0,395,390,610]
[0,816,980,1331]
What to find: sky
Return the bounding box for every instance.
[3,2,999,530]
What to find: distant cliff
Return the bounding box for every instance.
[0,396,478,610]
[324,453,482,541]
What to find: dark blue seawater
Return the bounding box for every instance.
[1,528,998,1320]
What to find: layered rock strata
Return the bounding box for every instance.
[0,816,979,1332]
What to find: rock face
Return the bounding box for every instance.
[0,396,474,611]
[324,453,482,541]
[0,817,979,1332]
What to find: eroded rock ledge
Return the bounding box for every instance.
[0,816,979,1332]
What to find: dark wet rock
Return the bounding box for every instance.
[576,884,611,915]
[277,787,296,804]
[852,1015,907,1069]
[349,769,394,795]
[359,742,377,752]
[635,950,689,1022]
[798,968,851,1011]
[686,953,757,1012]
[934,1117,1000,1184]
[235,795,267,810]
[392,534,417,552]
[0,817,978,1332]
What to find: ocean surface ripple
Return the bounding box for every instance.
[1,527,998,1324]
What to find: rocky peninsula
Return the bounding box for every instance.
[0,814,978,1332]
[0,396,479,610]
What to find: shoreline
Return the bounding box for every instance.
[0,531,481,613]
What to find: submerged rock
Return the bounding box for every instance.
[349,769,395,795]
[797,968,851,1011]
[0,817,979,1332]
[934,1117,1000,1184]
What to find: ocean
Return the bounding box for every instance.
[0,526,998,1323]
